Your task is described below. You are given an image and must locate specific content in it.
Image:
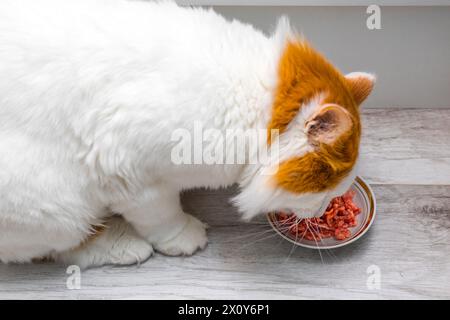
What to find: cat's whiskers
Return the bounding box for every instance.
[307,220,338,262]
[226,217,298,252]
[221,222,284,242]
[282,216,307,264]
[234,217,294,238]
[232,231,281,252]
[305,220,325,265]
[224,215,339,265]
[221,225,275,243]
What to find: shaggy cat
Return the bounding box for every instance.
[0,0,374,268]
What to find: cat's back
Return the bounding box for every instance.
[0,0,248,103]
[1,1,156,55]
[0,0,270,132]
[0,0,232,58]
[0,0,238,120]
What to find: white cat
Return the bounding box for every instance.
[0,0,374,268]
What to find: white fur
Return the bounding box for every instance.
[0,0,359,266]
[346,72,376,83]
[54,216,154,269]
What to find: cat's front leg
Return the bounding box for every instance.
[117,187,208,256]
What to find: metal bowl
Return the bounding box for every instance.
[267,176,376,249]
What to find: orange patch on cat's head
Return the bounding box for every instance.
[269,39,375,194]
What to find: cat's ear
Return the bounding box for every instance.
[305,104,353,145]
[345,72,376,105]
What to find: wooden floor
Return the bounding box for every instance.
[1,108,449,299]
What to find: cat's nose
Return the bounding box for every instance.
[312,200,329,217]
[293,208,318,219]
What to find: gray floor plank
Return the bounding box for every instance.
[1,184,449,299]
[360,108,450,185]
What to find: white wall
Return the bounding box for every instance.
[183,5,450,108]
[179,1,450,5]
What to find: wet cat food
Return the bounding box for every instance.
[274,190,361,241]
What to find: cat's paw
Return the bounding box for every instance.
[154,215,208,256]
[55,216,153,269]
